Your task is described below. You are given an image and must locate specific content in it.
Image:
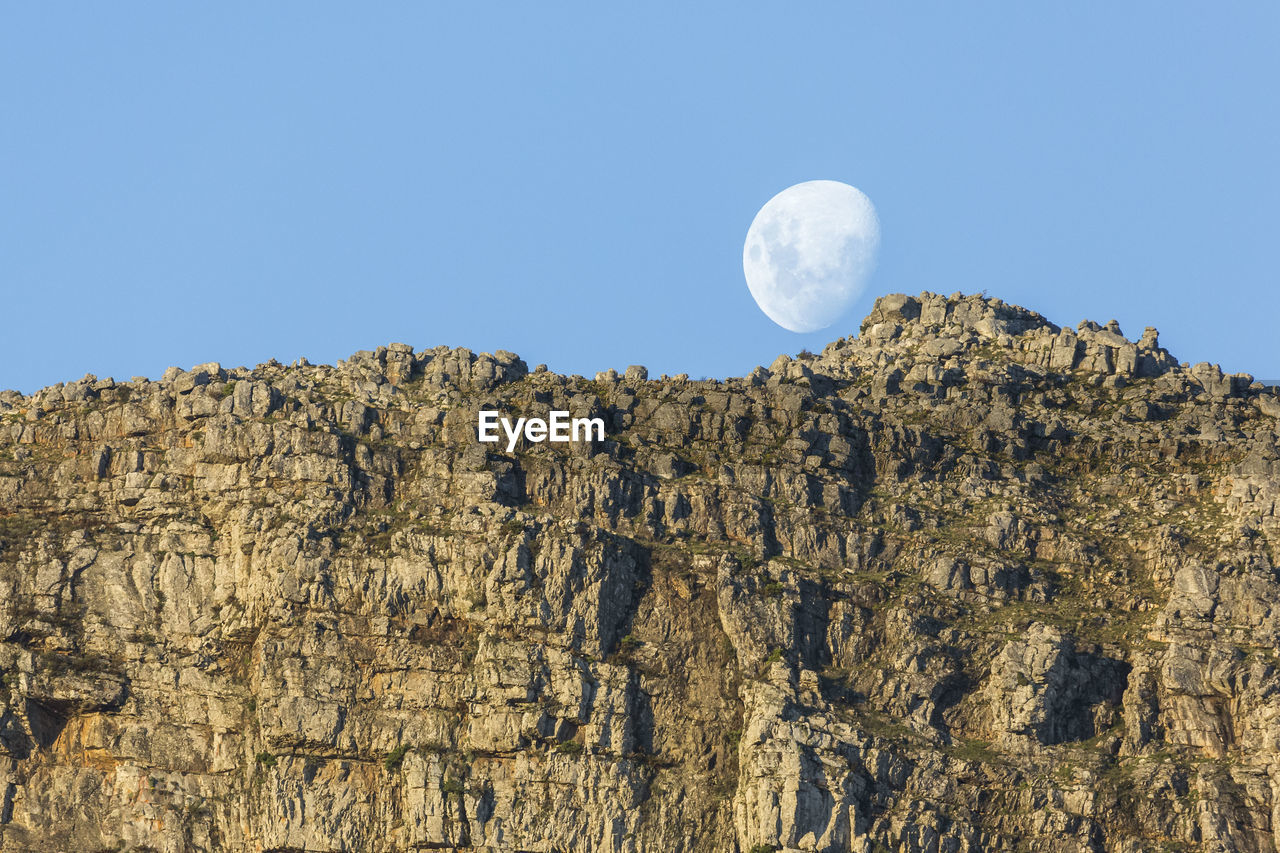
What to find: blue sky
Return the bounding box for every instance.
[3,5,1277,392]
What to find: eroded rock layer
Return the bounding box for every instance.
[1,292,1279,852]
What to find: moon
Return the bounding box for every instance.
[743,180,880,333]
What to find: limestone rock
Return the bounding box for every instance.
[0,290,1277,851]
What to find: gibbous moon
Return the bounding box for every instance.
[743,180,880,333]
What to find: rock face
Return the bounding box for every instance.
[0,292,1279,852]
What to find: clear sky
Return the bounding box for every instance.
[4,5,1277,393]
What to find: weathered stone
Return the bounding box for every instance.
[0,291,1275,852]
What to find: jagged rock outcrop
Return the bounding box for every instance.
[1,292,1279,852]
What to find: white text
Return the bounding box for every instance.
[478,410,605,451]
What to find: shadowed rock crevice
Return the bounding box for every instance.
[22,699,67,751]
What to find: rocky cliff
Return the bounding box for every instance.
[1,292,1279,853]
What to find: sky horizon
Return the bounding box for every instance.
[4,5,1278,393]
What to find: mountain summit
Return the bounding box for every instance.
[1,292,1278,851]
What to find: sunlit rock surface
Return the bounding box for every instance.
[1,292,1279,851]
